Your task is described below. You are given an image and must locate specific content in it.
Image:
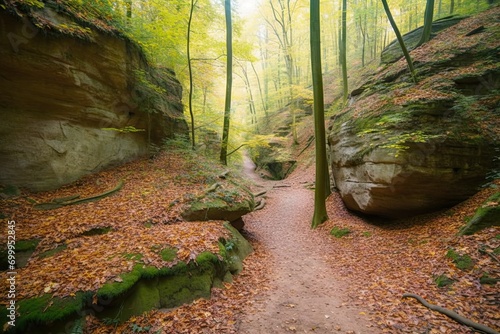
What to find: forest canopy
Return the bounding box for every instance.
[3,0,493,158]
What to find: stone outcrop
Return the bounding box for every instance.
[0,4,187,191]
[181,181,255,227]
[328,8,500,218]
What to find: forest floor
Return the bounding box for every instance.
[236,157,499,334]
[1,146,498,333]
[236,156,375,333]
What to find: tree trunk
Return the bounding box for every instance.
[220,0,233,165]
[381,0,417,83]
[341,0,348,105]
[417,0,435,47]
[187,0,198,150]
[310,0,330,228]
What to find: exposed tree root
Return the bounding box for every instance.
[34,180,124,210]
[254,198,266,211]
[402,293,499,334]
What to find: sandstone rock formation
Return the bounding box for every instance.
[181,181,255,226]
[0,4,187,191]
[328,8,500,218]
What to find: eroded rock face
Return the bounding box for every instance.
[0,7,187,191]
[330,124,497,217]
[328,8,500,218]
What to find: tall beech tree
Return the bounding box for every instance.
[417,0,435,46]
[187,0,198,149]
[340,0,348,104]
[220,0,233,165]
[310,0,330,228]
[381,0,417,82]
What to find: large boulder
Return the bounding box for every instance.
[328,8,500,218]
[0,3,187,191]
[181,181,255,224]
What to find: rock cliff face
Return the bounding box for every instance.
[328,7,500,218]
[0,5,187,191]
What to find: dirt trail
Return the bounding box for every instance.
[237,155,378,333]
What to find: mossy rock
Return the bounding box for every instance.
[220,223,253,274]
[459,192,500,235]
[98,252,222,321]
[0,292,91,333]
[181,182,255,223]
[1,225,253,332]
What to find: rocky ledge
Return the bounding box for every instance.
[0,2,187,191]
[328,7,500,218]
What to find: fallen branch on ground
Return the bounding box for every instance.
[402,293,499,334]
[34,180,124,210]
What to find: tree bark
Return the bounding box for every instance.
[220,0,233,165]
[310,0,330,228]
[381,0,417,83]
[187,0,198,149]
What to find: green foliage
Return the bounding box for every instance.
[380,131,439,157]
[479,272,499,285]
[362,231,372,237]
[164,134,193,152]
[446,248,475,271]
[102,126,146,133]
[329,226,351,238]
[131,323,152,333]
[434,274,454,287]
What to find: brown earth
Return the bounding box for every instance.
[237,155,377,333]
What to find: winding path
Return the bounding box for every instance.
[237,155,377,333]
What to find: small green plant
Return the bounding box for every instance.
[479,273,499,285]
[219,238,236,252]
[434,274,454,287]
[446,249,475,271]
[102,126,146,133]
[330,227,351,238]
[362,231,372,237]
[131,323,152,333]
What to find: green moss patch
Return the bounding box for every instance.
[38,244,67,259]
[434,274,455,288]
[330,227,351,238]
[81,227,113,237]
[446,249,475,271]
[459,192,500,235]
[0,292,91,333]
[160,247,178,262]
[479,273,499,285]
[96,251,223,322]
